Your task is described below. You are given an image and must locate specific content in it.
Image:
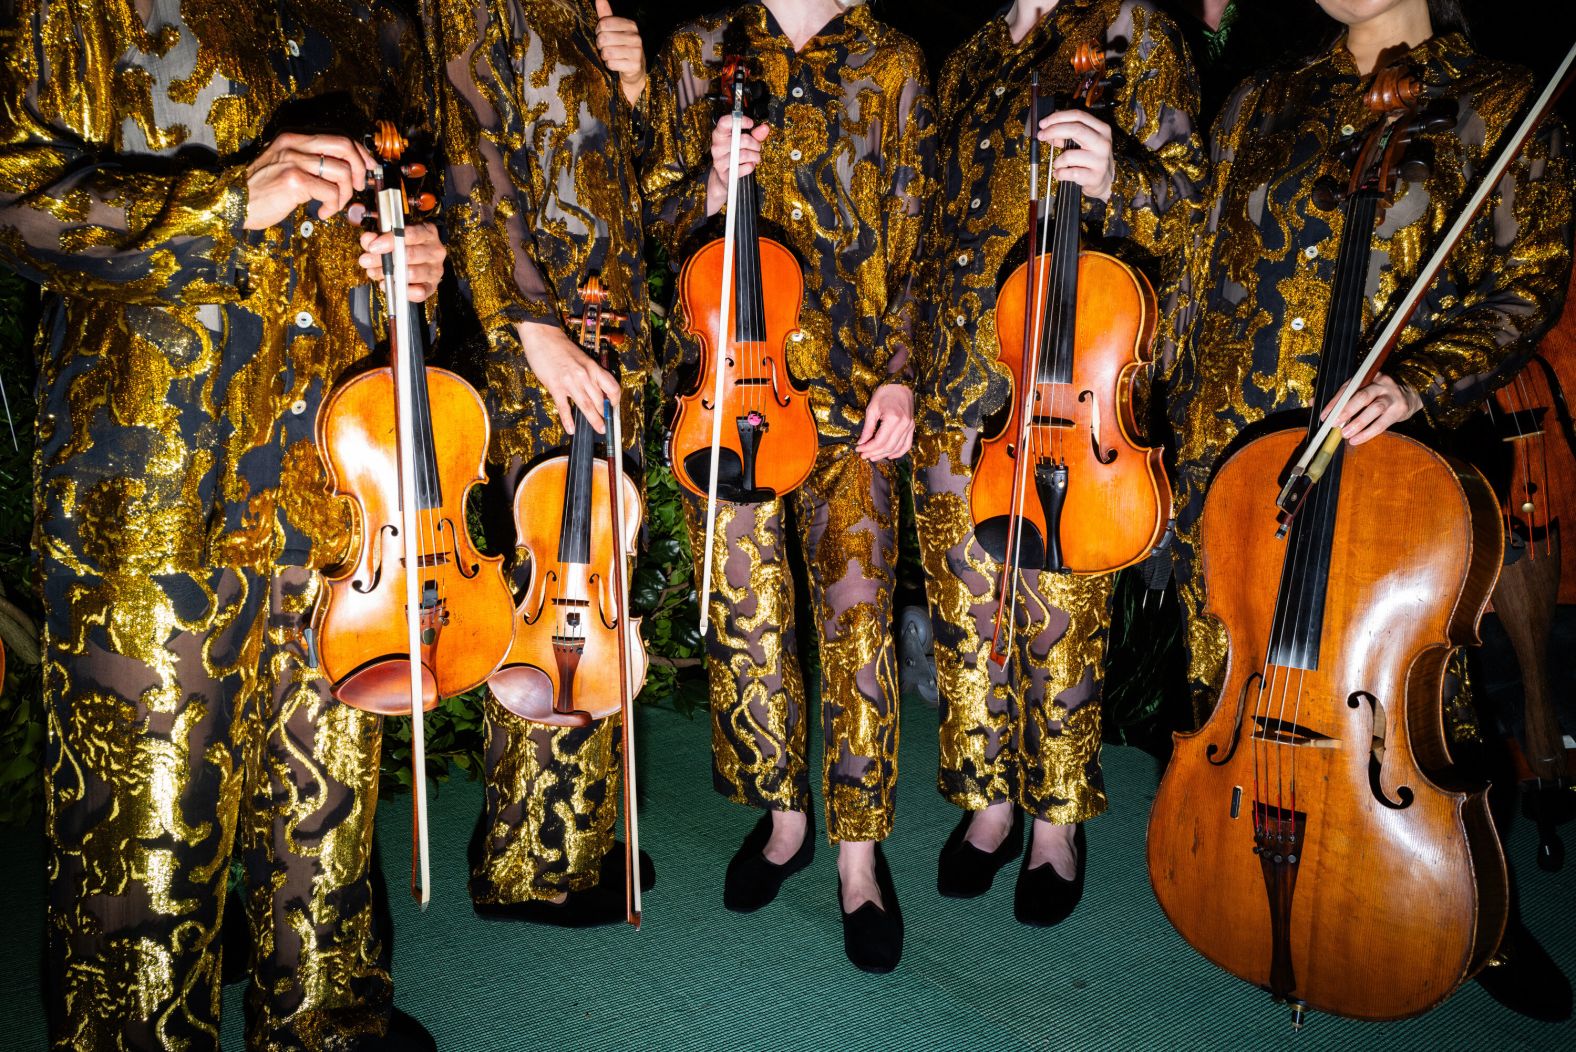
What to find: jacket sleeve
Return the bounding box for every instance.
[875,57,938,388]
[1389,112,1574,427]
[0,0,257,305]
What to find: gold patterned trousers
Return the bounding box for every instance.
[686,442,902,843]
[44,562,390,1051]
[911,428,1110,824]
[469,452,623,905]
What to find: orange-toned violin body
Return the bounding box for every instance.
[313,122,515,714]
[667,46,817,505]
[970,42,1168,582]
[490,278,649,728]
[971,251,1168,573]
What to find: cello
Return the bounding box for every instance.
[313,121,517,904]
[1146,40,1576,1018]
[1486,352,1574,870]
[488,276,648,925]
[970,45,1170,662]
[669,28,818,632]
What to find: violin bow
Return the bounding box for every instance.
[990,74,1052,664]
[698,64,748,637]
[1277,37,1576,523]
[375,152,433,908]
[591,287,643,928]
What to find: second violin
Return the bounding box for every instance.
[971,45,1170,661]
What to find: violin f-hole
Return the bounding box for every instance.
[1080,389,1117,464]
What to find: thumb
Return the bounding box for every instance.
[595,0,614,18]
[857,405,883,447]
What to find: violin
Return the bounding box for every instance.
[313,121,516,904]
[488,275,647,924]
[1147,61,1510,1023]
[970,44,1170,662]
[669,27,817,632]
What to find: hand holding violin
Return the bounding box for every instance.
[244,132,376,229]
[1036,110,1115,203]
[705,115,770,216]
[358,226,446,303]
[595,0,647,106]
[515,321,623,435]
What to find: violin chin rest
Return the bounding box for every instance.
[334,658,439,715]
[489,664,595,728]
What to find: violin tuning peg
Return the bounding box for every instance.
[403,163,428,179]
[347,203,371,226]
[415,192,438,213]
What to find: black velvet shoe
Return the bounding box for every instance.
[937,807,1023,898]
[724,810,815,913]
[1014,824,1085,927]
[472,843,656,928]
[840,845,903,974]
[1477,923,1573,1022]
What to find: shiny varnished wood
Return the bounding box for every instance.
[1147,430,1508,1021]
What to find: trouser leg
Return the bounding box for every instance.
[912,428,1108,823]
[44,563,261,1051]
[471,700,621,904]
[685,494,812,816]
[243,567,390,1049]
[793,444,900,842]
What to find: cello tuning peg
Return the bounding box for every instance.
[1310,175,1344,211]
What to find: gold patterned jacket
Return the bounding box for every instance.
[0,0,428,576]
[920,0,1205,435]
[1163,32,1573,499]
[642,1,937,444]
[426,0,650,462]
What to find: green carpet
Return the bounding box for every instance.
[2,695,1572,1050]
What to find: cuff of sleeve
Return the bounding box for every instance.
[1387,358,1469,429]
[1096,152,1144,241]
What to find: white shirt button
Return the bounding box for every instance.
[789,149,802,161]
[286,39,301,57]
[994,86,1007,96]
[791,86,804,98]
[1340,123,1355,137]
[970,197,982,209]
[1291,317,1306,331]
[1303,245,1318,259]
[791,331,805,342]
[956,313,967,326]
[980,138,991,150]
[295,311,314,329]
[299,220,314,238]
[956,252,971,266]
[790,207,803,220]
[289,399,308,416]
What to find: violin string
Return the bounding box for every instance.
[1535,375,1554,558]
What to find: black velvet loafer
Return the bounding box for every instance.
[937,807,1024,898]
[724,810,815,913]
[472,843,655,928]
[1014,824,1085,927]
[840,845,903,974]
